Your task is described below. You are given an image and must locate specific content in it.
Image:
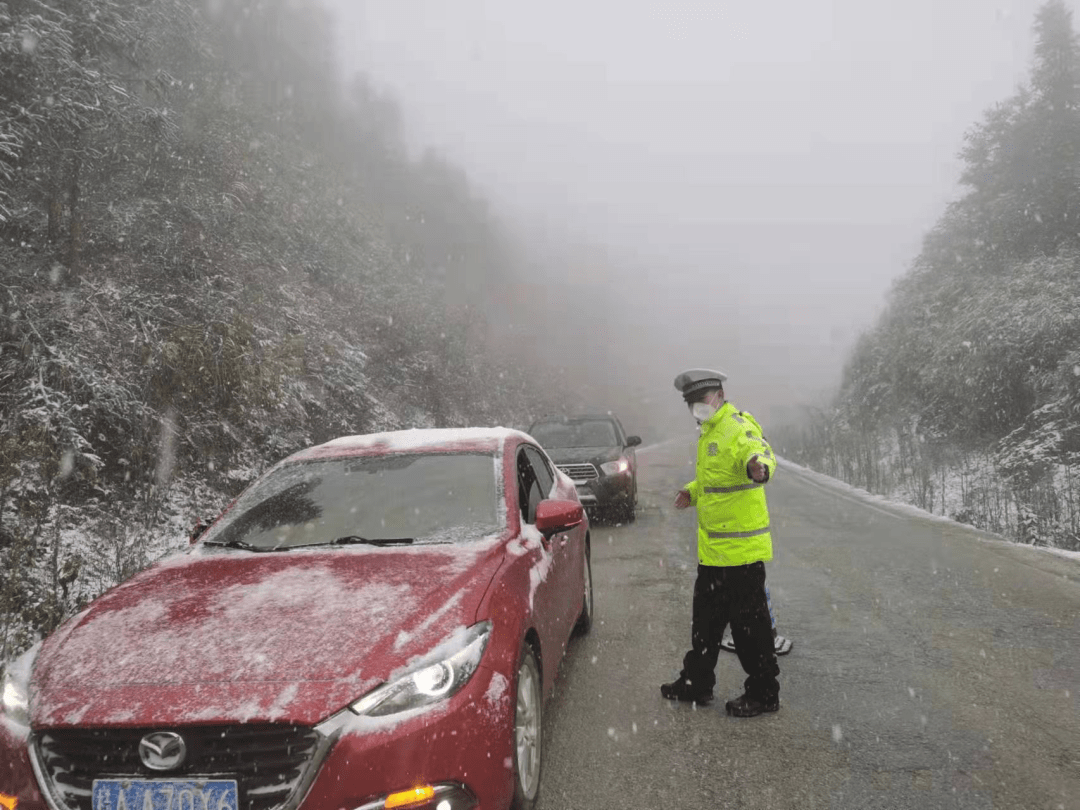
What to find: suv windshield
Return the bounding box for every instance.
[530,420,618,448]
[202,452,500,551]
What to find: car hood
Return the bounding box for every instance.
[544,446,622,466]
[31,541,504,728]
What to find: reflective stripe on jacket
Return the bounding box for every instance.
[685,401,775,567]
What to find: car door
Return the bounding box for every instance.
[524,445,581,637]
[516,445,575,673]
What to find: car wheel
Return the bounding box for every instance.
[511,643,543,810]
[574,539,593,635]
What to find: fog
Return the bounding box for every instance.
[326,0,1047,434]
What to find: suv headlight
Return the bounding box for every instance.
[600,458,630,475]
[350,621,491,718]
[2,644,39,731]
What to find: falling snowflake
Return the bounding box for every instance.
[59,450,75,479]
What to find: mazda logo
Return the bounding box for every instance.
[138,731,187,772]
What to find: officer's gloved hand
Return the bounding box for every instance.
[747,456,770,483]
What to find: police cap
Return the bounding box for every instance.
[674,368,728,402]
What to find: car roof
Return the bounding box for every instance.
[285,427,534,462]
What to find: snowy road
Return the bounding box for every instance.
[537,438,1080,810]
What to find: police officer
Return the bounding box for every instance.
[660,368,781,716]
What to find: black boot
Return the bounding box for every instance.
[660,677,713,705]
[724,693,779,717]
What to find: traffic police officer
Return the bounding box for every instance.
[661,368,781,716]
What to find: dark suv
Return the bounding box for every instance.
[527,414,641,522]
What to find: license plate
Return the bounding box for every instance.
[92,780,238,810]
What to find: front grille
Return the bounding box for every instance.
[557,463,599,481]
[32,725,324,810]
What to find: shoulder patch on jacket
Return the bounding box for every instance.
[708,442,718,456]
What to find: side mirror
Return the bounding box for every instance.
[626,435,642,447]
[535,499,585,536]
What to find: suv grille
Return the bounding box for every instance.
[557,463,599,481]
[32,725,324,810]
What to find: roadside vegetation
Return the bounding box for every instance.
[0,0,574,659]
[778,1,1080,552]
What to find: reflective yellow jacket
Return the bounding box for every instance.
[684,401,776,567]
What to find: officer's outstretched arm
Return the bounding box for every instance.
[737,413,776,483]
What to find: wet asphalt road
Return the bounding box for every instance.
[535,439,1080,810]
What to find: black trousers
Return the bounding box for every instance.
[680,561,780,700]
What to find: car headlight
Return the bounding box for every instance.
[600,458,630,475]
[2,644,39,730]
[350,621,492,718]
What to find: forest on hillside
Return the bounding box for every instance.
[780,0,1080,552]
[0,0,573,660]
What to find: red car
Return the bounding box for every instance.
[1,428,593,810]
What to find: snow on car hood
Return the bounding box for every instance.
[31,541,504,728]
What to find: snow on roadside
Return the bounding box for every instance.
[779,458,1080,562]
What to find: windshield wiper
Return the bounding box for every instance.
[203,539,285,552]
[332,535,415,546]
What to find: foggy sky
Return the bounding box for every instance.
[325,0,1052,433]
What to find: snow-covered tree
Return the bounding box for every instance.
[788,1,1080,550]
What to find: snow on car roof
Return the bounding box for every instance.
[291,427,534,460]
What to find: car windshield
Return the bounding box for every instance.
[530,420,618,448]
[201,452,500,551]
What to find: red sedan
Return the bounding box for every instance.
[1,428,593,810]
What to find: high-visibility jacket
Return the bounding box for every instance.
[684,401,776,567]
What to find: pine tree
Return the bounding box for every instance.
[1027,0,1080,252]
[956,0,1080,264]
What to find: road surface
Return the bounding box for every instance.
[537,438,1080,810]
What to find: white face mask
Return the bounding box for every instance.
[691,401,717,422]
